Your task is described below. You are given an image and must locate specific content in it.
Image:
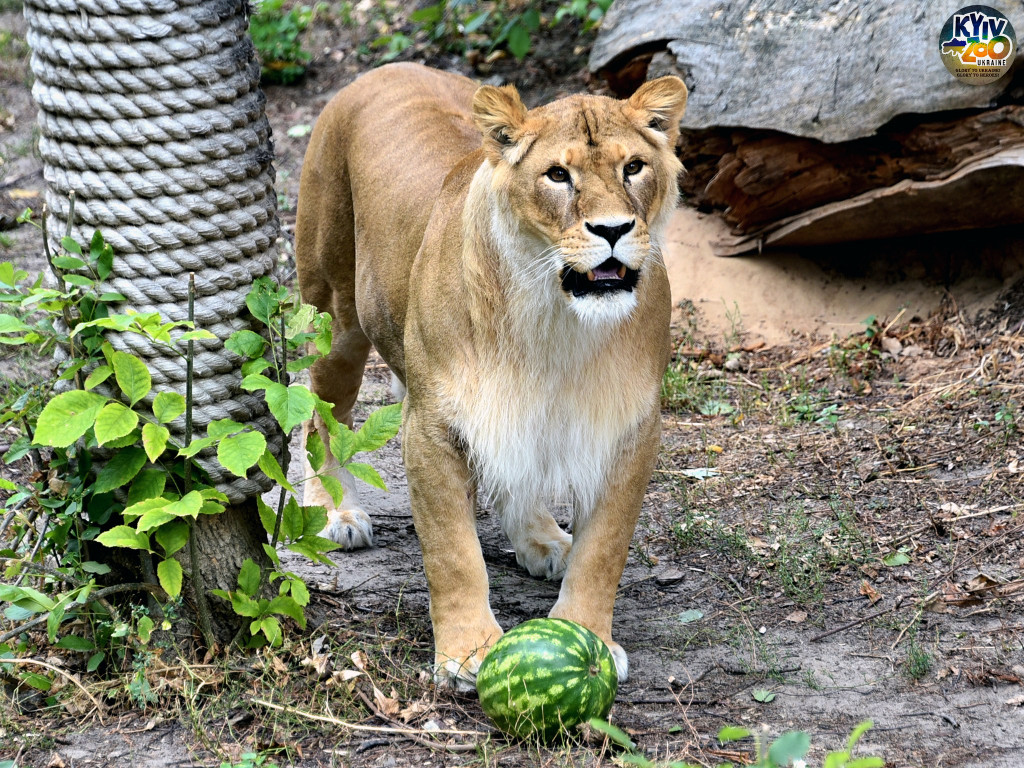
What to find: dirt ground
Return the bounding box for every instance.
[2,3,1023,767]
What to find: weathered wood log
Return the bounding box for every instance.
[681,105,1024,231]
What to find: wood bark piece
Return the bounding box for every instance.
[590,0,1022,143]
[680,105,1024,231]
[711,146,1024,256]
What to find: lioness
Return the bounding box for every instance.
[295,63,687,687]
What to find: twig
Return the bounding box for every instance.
[250,697,488,743]
[891,609,924,650]
[2,657,106,724]
[810,597,905,643]
[355,689,479,753]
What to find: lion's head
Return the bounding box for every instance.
[471,77,688,326]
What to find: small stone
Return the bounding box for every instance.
[881,336,902,357]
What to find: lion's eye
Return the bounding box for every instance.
[546,166,570,183]
[624,159,645,178]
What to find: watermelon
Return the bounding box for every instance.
[475,618,618,742]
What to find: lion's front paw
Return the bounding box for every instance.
[515,530,572,580]
[606,638,629,682]
[433,651,488,693]
[323,508,374,550]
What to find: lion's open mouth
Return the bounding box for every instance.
[560,258,639,298]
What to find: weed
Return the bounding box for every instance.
[221,752,281,768]
[904,631,932,681]
[400,0,612,63]
[250,0,324,84]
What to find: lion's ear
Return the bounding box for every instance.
[473,84,529,163]
[627,76,688,143]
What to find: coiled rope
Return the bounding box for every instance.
[26,0,282,501]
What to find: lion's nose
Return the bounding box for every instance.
[585,220,635,249]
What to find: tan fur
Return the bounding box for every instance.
[296,63,687,686]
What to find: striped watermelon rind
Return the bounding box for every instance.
[476,618,618,742]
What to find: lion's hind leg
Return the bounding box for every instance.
[496,495,573,581]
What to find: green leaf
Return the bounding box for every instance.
[282,496,302,541]
[63,274,94,288]
[767,731,810,766]
[0,585,55,613]
[302,505,328,537]
[847,720,874,752]
[677,609,703,624]
[228,591,262,618]
[237,558,261,597]
[155,519,190,557]
[94,402,139,445]
[179,435,216,458]
[20,671,52,691]
[56,635,95,652]
[0,314,31,333]
[127,469,166,504]
[152,391,186,423]
[51,255,86,270]
[409,4,442,23]
[506,22,531,59]
[136,507,177,532]
[137,615,154,644]
[286,354,319,373]
[218,430,267,477]
[95,524,151,551]
[329,428,356,465]
[241,357,272,377]
[92,232,113,280]
[284,303,316,340]
[60,236,83,255]
[267,595,306,627]
[157,558,183,598]
[265,383,315,434]
[320,474,344,507]
[752,689,775,703]
[257,448,294,492]
[225,329,268,359]
[240,373,276,393]
[260,616,282,645]
[93,447,148,494]
[179,329,217,343]
[352,403,402,454]
[262,543,281,567]
[717,726,751,744]
[122,495,171,523]
[34,389,107,448]
[163,491,203,519]
[83,364,113,390]
[289,577,310,607]
[845,759,885,768]
[112,350,151,406]
[208,419,245,441]
[882,551,911,567]
[141,422,170,462]
[80,561,112,575]
[588,718,635,750]
[86,652,104,672]
[346,461,386,490]
[306,429,326,472]
[257,496,277,537]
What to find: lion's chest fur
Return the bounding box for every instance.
[442,311,658,516]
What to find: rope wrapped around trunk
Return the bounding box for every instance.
[25,0,282,502]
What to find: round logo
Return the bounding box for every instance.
[940,5,1016,84]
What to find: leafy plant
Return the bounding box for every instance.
[250,0,324,84]
[398,0,612,63]
[589,718,883,768]
[0,210,401,698]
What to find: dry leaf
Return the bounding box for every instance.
[859,580,882,605]
[351,650,368,671]
[785,610,807,624]
[1005,695,1024,707]
[373,685,400,717]
[398,699,432,723]
[271,655,288,675]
